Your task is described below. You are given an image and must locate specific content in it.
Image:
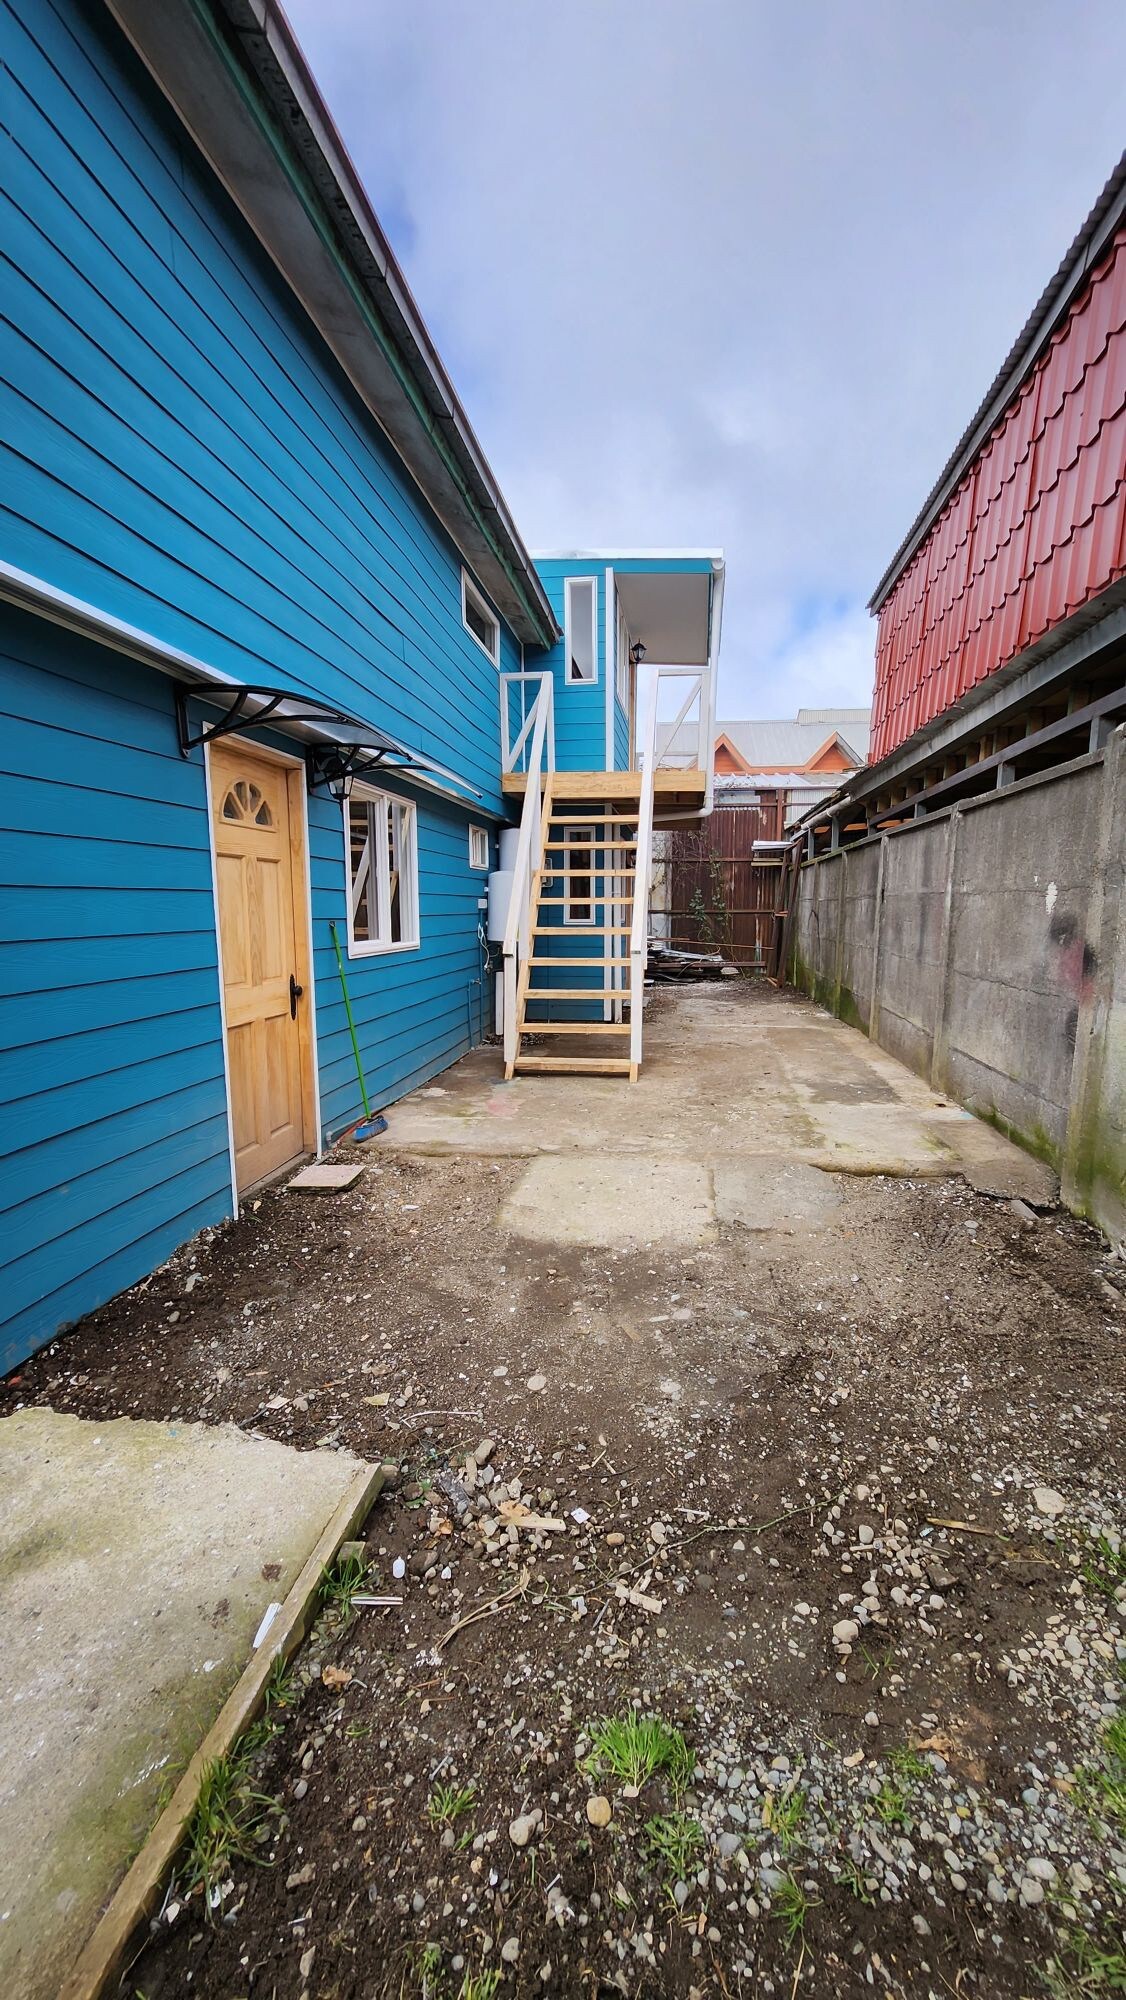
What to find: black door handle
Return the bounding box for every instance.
[290,972,304,1019]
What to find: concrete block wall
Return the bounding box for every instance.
[790,730,1126,1241]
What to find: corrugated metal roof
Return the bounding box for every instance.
[870,150,1126,613]
[871,227,1126,764]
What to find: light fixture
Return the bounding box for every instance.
[630,639,648,667]
[306,744,386,801]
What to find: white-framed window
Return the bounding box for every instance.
[562,826,596,926]
[468,824,490,870]
[345,788,419,954]
[616,598,631,711]
[564,576,598,683]
[461,569,500,665]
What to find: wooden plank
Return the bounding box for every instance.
[528,955,621,965]
[514,1056,633,1074]
[533,926,632,936]
[505,771,703,800]
[524,987,627,998]
[58,1463,386,2000]
[518,1021,630,1036]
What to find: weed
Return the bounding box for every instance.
[764,1784,805,1853]
[457,1973,500,2000]
[872,1778,909,1829]
[645,1812,703,1879]
[1080,1534,1126,1603]
[263,1655,297,1714]
[889,1746,930,1783]
[771,1872,818,1944]
[404,1940,445,1999]
[1044,1920,1126,1997]
[183,1751,276,1903]
[859,1642,893,1682]
[1075,1710,1126,1839]
[588,1714,694,1795]
[319,1552,369,1617]
[427,1781,476,1828]
[345,1721,377,1741]
[837,1857,875,1904]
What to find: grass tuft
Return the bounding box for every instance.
[764,1783,805,1853]
[183,1750,276,1904]
[319,1551,369,1618]
[644,1811,703,1879]
[1080,1533,1126,1602]
[588,1714,694,1796]
[771,1871,819,1943]
[427,1780,476,1828]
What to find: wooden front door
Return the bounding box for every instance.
[211,745,314,1194]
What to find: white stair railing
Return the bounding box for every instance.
[501,671,554,1073]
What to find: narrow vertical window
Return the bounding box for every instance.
[565,577,598,683]
[461,570,500,664]
[468,825,490,870]
[346,789,419,953]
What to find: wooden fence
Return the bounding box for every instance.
[661,801,787,969]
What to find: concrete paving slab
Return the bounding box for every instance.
[713,1156,843,1231]
[288,1163,365,1192]
[0,1409,367,2000]
[373,987,1050,1203]
[500,1155,716,1247]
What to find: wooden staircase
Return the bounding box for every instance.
[506,775,643,1081]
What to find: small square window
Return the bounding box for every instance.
[462,570,500,665]
[346,788,419,954]
[469,825,490,870]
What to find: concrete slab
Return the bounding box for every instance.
[500,1155,716,1248]
[374,987,1052,1204]
[288,1163,365,1192]
[713,1156,843,1231]
[0,1410,367,2000]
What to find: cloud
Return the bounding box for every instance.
[286,0,1126,718]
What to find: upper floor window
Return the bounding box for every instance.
[462,570,500,665]
[346,788,419,954]
[565,577,598,683]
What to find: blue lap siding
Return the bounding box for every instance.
[0,0,512,1368]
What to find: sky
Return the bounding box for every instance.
[285,1,1125,719]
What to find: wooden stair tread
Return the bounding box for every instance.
[548,815,638,827]
[532,926,633,936]
[530,956,626,966]
[514,1056,634,1075]
[542,839,638,850]
[524,987,628,998]
[518,1021,631,1037]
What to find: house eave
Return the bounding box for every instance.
[103,0,558,650]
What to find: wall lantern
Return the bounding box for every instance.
[306,744,386,801]
[630,640,648,667]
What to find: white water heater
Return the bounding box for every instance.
[487,827,522,1033]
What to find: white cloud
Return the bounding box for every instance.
[286,0,1126,721]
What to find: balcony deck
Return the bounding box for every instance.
[501,767,708,814]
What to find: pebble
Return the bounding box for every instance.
[474,1439,496,1465]
[501,1937,520,1963]
[833,1619,860,1645]
[605,1532,625,1547]
[1019,1876,1045,1907]
[509,1810,542,1848]
[1032,1487,1066,1518]
[586,1796,613,1828]
[526,1374,547,1393]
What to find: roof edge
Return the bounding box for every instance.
[869,150,1126,614]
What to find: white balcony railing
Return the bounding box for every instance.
[500,671,554,1072]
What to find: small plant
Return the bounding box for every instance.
[1076,1711,1126,1839]
[588,1714,694,1796]
[836,1856,875,1904]
[458,1973,500,2000]
[859,1641,893,1682]
[427,1780,476,1828]
[644,1812,703,1879]
[771,1871,818,1944]
[1080,1534,1126,1602]
[872,1778,909,1828]
[764,1783,805,1853]
[183,1751,276,1902]
[889,1746,929,1783]
[319,1551,369,1617]
[1044,1921,1126,1998]
[405,1941,445,2000]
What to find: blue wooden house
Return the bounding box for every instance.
[0,0,723,1370]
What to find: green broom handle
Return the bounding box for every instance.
[329,919,372,1120]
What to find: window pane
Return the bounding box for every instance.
[567,580,596,681]
[349,800,377,942]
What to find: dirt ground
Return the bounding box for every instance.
[4,983,1124,2000]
